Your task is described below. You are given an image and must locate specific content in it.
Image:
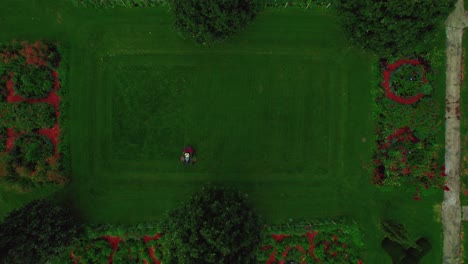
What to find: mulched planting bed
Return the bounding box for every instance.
[70,232,163,264]
[258,221,365,264]
[371,58,446,199]
[0,40,67,187]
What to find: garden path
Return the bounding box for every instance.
[442,0,468,263]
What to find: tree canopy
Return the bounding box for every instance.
[337,0,456,56]
[0,200,82,264]
[162,185,262,264]
[170,0,260,44]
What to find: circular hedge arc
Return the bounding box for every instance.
[9,133,54,171]
[162,185,262,264]
[170,0,260,44]
[14,65,54,99]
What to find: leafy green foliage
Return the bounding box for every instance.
[381,237,432,264]
[170,0,260,44]
[8,133,54,172]
[0,200,82,264]
[337,0,455,56]
[0,102,56,132]
[258,219,365,264]
[371,59,444,193]
[72,0,167,8]
[0,74,8,102]
[391,65,431,97]
[162,185,262,264]
[14,65,54,99]
[0,126,6,151]
[380,219,414,249]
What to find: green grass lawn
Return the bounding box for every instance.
[0,1,447,263]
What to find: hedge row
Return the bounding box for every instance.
[71,0,167,8]
[72,0,335,8]
[0,127,6,152]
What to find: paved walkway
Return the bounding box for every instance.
[442,0,468,263]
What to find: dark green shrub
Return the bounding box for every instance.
[391,65,429,97]
[337,0,455,56]
[381,220,414,249]
[72,0,167,8]
[381,237,431,264]
[0,74,8,102]
[0,200,82,264]
[14,65,54,99]
[8,133,54,172]
[0,102,56,132]
[162,185,261,264]
[0,126,6,151]
[170,0,260,44]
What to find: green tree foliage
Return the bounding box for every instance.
[0,126,6,151]
[337,0,456,56]
[0,200,82,264]
[0,74,7,102]
[72,0,167,8]
[380,219,414,249]
[162,185,262,264]
[381,237,432,264]
[8,133,54,172]
[14,65,54,99]
[0,102,56,132]
[170,0,260,44]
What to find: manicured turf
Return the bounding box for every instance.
[0,1,448,263]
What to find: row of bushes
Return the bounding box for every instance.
[56,187,364,264]
[0,102,56,132]
[0,186,364,263]
[72,0,334,8]
[0,74,7,102]
[0,127,6,152]
[71,0,167,8]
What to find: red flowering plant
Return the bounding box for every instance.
[371,58,446,198]
[68,224,163,264]
[0,40,69,189]
[257,220,365,264]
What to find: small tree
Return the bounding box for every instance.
[170,0,260,44]
[162,185,262,264]
[0,200,82,264]
[337,0,456,56]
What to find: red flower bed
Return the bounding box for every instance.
[71,233,163,264]
[373,125,447,198]
[101,236,123,264]
[264,231,363,264]
[143,233,162,264]
[382,59,427,105]
[18,41,50,67]
[4,69,61,157]
[272,234,290,243]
